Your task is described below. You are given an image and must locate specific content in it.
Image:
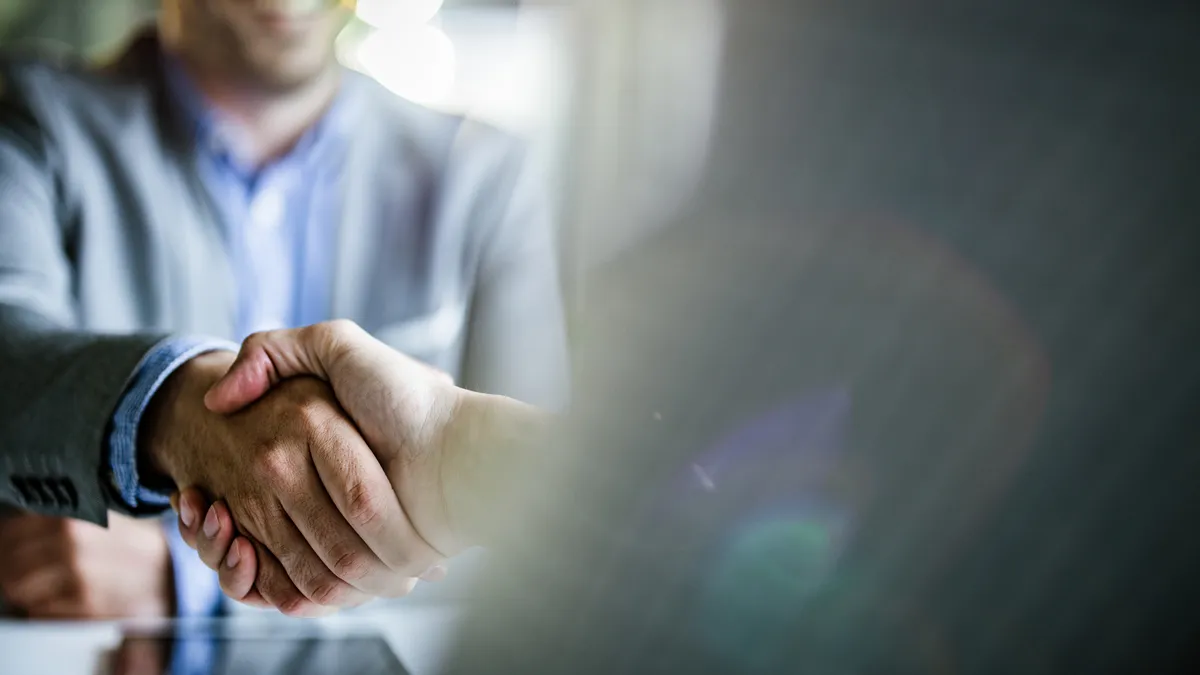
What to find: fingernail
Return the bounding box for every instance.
[203,506,219,538]
[181,501,196,528]
[225,542,241,569]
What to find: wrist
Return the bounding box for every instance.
[139,351,237,486]
[441,391,550,548]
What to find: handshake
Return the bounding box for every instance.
[143,320,547,616]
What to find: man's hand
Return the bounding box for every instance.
[170,492,439,607]
[176,321,550,599]
[0,513,172,619]
[142,350,442,615]
[201,321,474,557]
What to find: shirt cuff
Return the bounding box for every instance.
[108,337,239,509]
[163,516,225,619]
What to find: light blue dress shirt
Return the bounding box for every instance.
[106,54,355,645]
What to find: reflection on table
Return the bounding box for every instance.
[0,604,459,675]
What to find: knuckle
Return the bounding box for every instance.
[343,481,385,533]
[295,400,333,434]
[319,320,363,362]
[253,445,295,483]
[307,579,348,607]
[323,319,359,341]
[330,548,371,583]
[244,330,271,350]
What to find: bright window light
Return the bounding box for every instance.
[355,0,445,28]
[354,24,457,104]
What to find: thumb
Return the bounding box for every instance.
[204,326,331,414]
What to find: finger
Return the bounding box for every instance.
[283,425,429,593]
[217,536,268,608]
[196,502,236,570]
[278,453,411,597]
[234,590,271,609]
[308,419,444,580]
[248,505,369,611]
[249,538,337,617]
[175,488,208,550]
[205,323,446,415]
[204,327,326,414]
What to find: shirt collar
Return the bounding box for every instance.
[160,51,358,178]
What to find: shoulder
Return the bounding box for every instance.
[0,49,75,111]
[0,44,159,142]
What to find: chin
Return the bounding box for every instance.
[244,50,338,92]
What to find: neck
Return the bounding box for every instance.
[175,56,341,168]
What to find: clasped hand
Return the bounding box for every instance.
[148,320,494,616]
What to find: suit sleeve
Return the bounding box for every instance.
[460,141,571,410]
[0,64,168,524]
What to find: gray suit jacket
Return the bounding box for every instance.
[0,33,569,525]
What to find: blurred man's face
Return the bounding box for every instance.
[173,0,349,91]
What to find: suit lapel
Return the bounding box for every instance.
[331,116,378,323]
[170,154,239,337]
[110,31,239,337]
[331,85,421,326]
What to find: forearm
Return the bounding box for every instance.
[442,391,554,548]
[0,306,168,522]
[0,70,170,522]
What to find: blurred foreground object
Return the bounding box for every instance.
[445,0,1200,672]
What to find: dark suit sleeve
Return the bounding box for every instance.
[0,64,165,524]
[460,141,571,410]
